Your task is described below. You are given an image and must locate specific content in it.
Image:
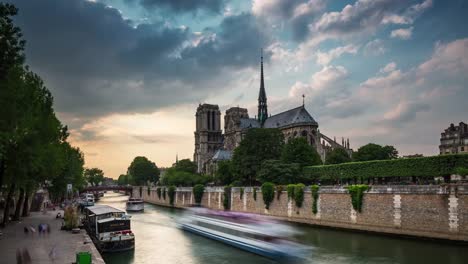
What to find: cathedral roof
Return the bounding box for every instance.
[240,118,261,129]
[263,106,317,129]
[212,149,232,161]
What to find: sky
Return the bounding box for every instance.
[8,0,468,179]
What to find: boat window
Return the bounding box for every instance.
[98,220,131,233]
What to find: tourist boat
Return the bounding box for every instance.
[126,198,144,212]
[83,205,135,252]
[178,208,310,261]
[79,193,95,206]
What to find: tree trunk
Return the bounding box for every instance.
[13,188,25,221]
[22,190,30,217]
[1,183,16,226]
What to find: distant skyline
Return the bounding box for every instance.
[8,0,468,178]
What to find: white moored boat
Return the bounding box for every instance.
[178,208,310,262]
[126,198,144,212]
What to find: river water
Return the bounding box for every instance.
[98,192,467,264]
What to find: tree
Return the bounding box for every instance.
[160,167,210,186]
[325,148,352,165]
[353,143,399,161]
[174,159,197,174]
[84,168,104,186]
[117,174,130,185]
[231,128,284,185]
[128,156,160,185]
[257,160,302,184]
[215,160,234,185]
[281,137,322,167]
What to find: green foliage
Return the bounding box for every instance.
[304,154,468,181]
[215,160,234,185]
[147,186,151,196]
[64,206,79,230]
[223,186,231,210]
[161,167,211,186]
[128,156,160,186]
[174,159,197,174]
[168,186,176,206]
[117,174,130,185]
[240,187,244,200]
[276,185,284,200]
[353,143,398,161]
[311,185,320,214]
[455,167,468,176]
[287,184,295,199]
[139,186,143,197]
[325,148,351,165]
[257,160,302,184]
[253,187,257,201]
[193,184,205,204]
[261,182,275,209]
[162,188,166,200]
[156,187,161,199]
[294,184,305,208]
[84,168,104,186]
[0,3,25,77]
[347,185,369,212]
[281,137,322,167]
[231,128,284,185]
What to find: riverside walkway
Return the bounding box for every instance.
[0,210,104,264]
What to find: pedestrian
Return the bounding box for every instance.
[23,226,29,235]
[22,248,31,264]
[48,245,57,262]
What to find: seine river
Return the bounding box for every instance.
[98,192,468,264]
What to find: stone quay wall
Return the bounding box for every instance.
[132,185,468,242]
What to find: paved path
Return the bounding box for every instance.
[0,210,104,264]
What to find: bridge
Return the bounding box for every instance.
[82,185,133,194]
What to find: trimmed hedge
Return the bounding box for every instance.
[304,154,468,181]
[294,184,305,208]
[168,186,176,206]
[311,185,319,214]
[261,182,275,210]
[223,186,232,210]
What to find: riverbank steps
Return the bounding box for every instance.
[133,185,468,242]
[0,210,104,264]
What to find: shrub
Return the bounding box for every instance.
[193,184,204,204]
[311,185,320,214]
[294,184,305,208]
[347,185,369,212]
[156,187,161,199]
[261,182,275,209]
[253,187,257,201]
[240,187,244,200]
[304,154,468,181]
[64,206,79,230]
[287,184,295,200]
[223,186,232,210]
[168,186,176,206]
[162,188,166,200]
[276,185,284,200]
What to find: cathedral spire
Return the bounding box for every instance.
[258,49,268,126]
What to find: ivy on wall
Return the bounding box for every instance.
[156,187,161,199]
[261,182,275,209]
[223,186,232,210]
[193,184,204,204]
[253,187,257,201]
[294,184,305,208]
[168,186,176,206]
[276,185,284,200]
[347,185,369,212]
[240,187,244,200]
[162,188,166,200]
[139,186,143,197]
[147,187,151,196]
[287,184,295,200]
[311,185,320,214]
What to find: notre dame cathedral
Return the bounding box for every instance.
[194,54,352,174]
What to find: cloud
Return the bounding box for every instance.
[390,27,413,39]
[382,100,430,123]
[363,39,386,56]
[11,0,270,124]
[380,62,397,73]
[316,44,359,65]
[289,65,349,97]
[125,0,226,14]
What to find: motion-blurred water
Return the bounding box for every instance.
[98,192,468,264]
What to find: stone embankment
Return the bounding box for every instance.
[134,185,468,242]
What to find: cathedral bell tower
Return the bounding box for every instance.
[258,50,268,126]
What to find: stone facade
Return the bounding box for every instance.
[440,122,468,154]
[193,104,223,173]
[134,185,468,242]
